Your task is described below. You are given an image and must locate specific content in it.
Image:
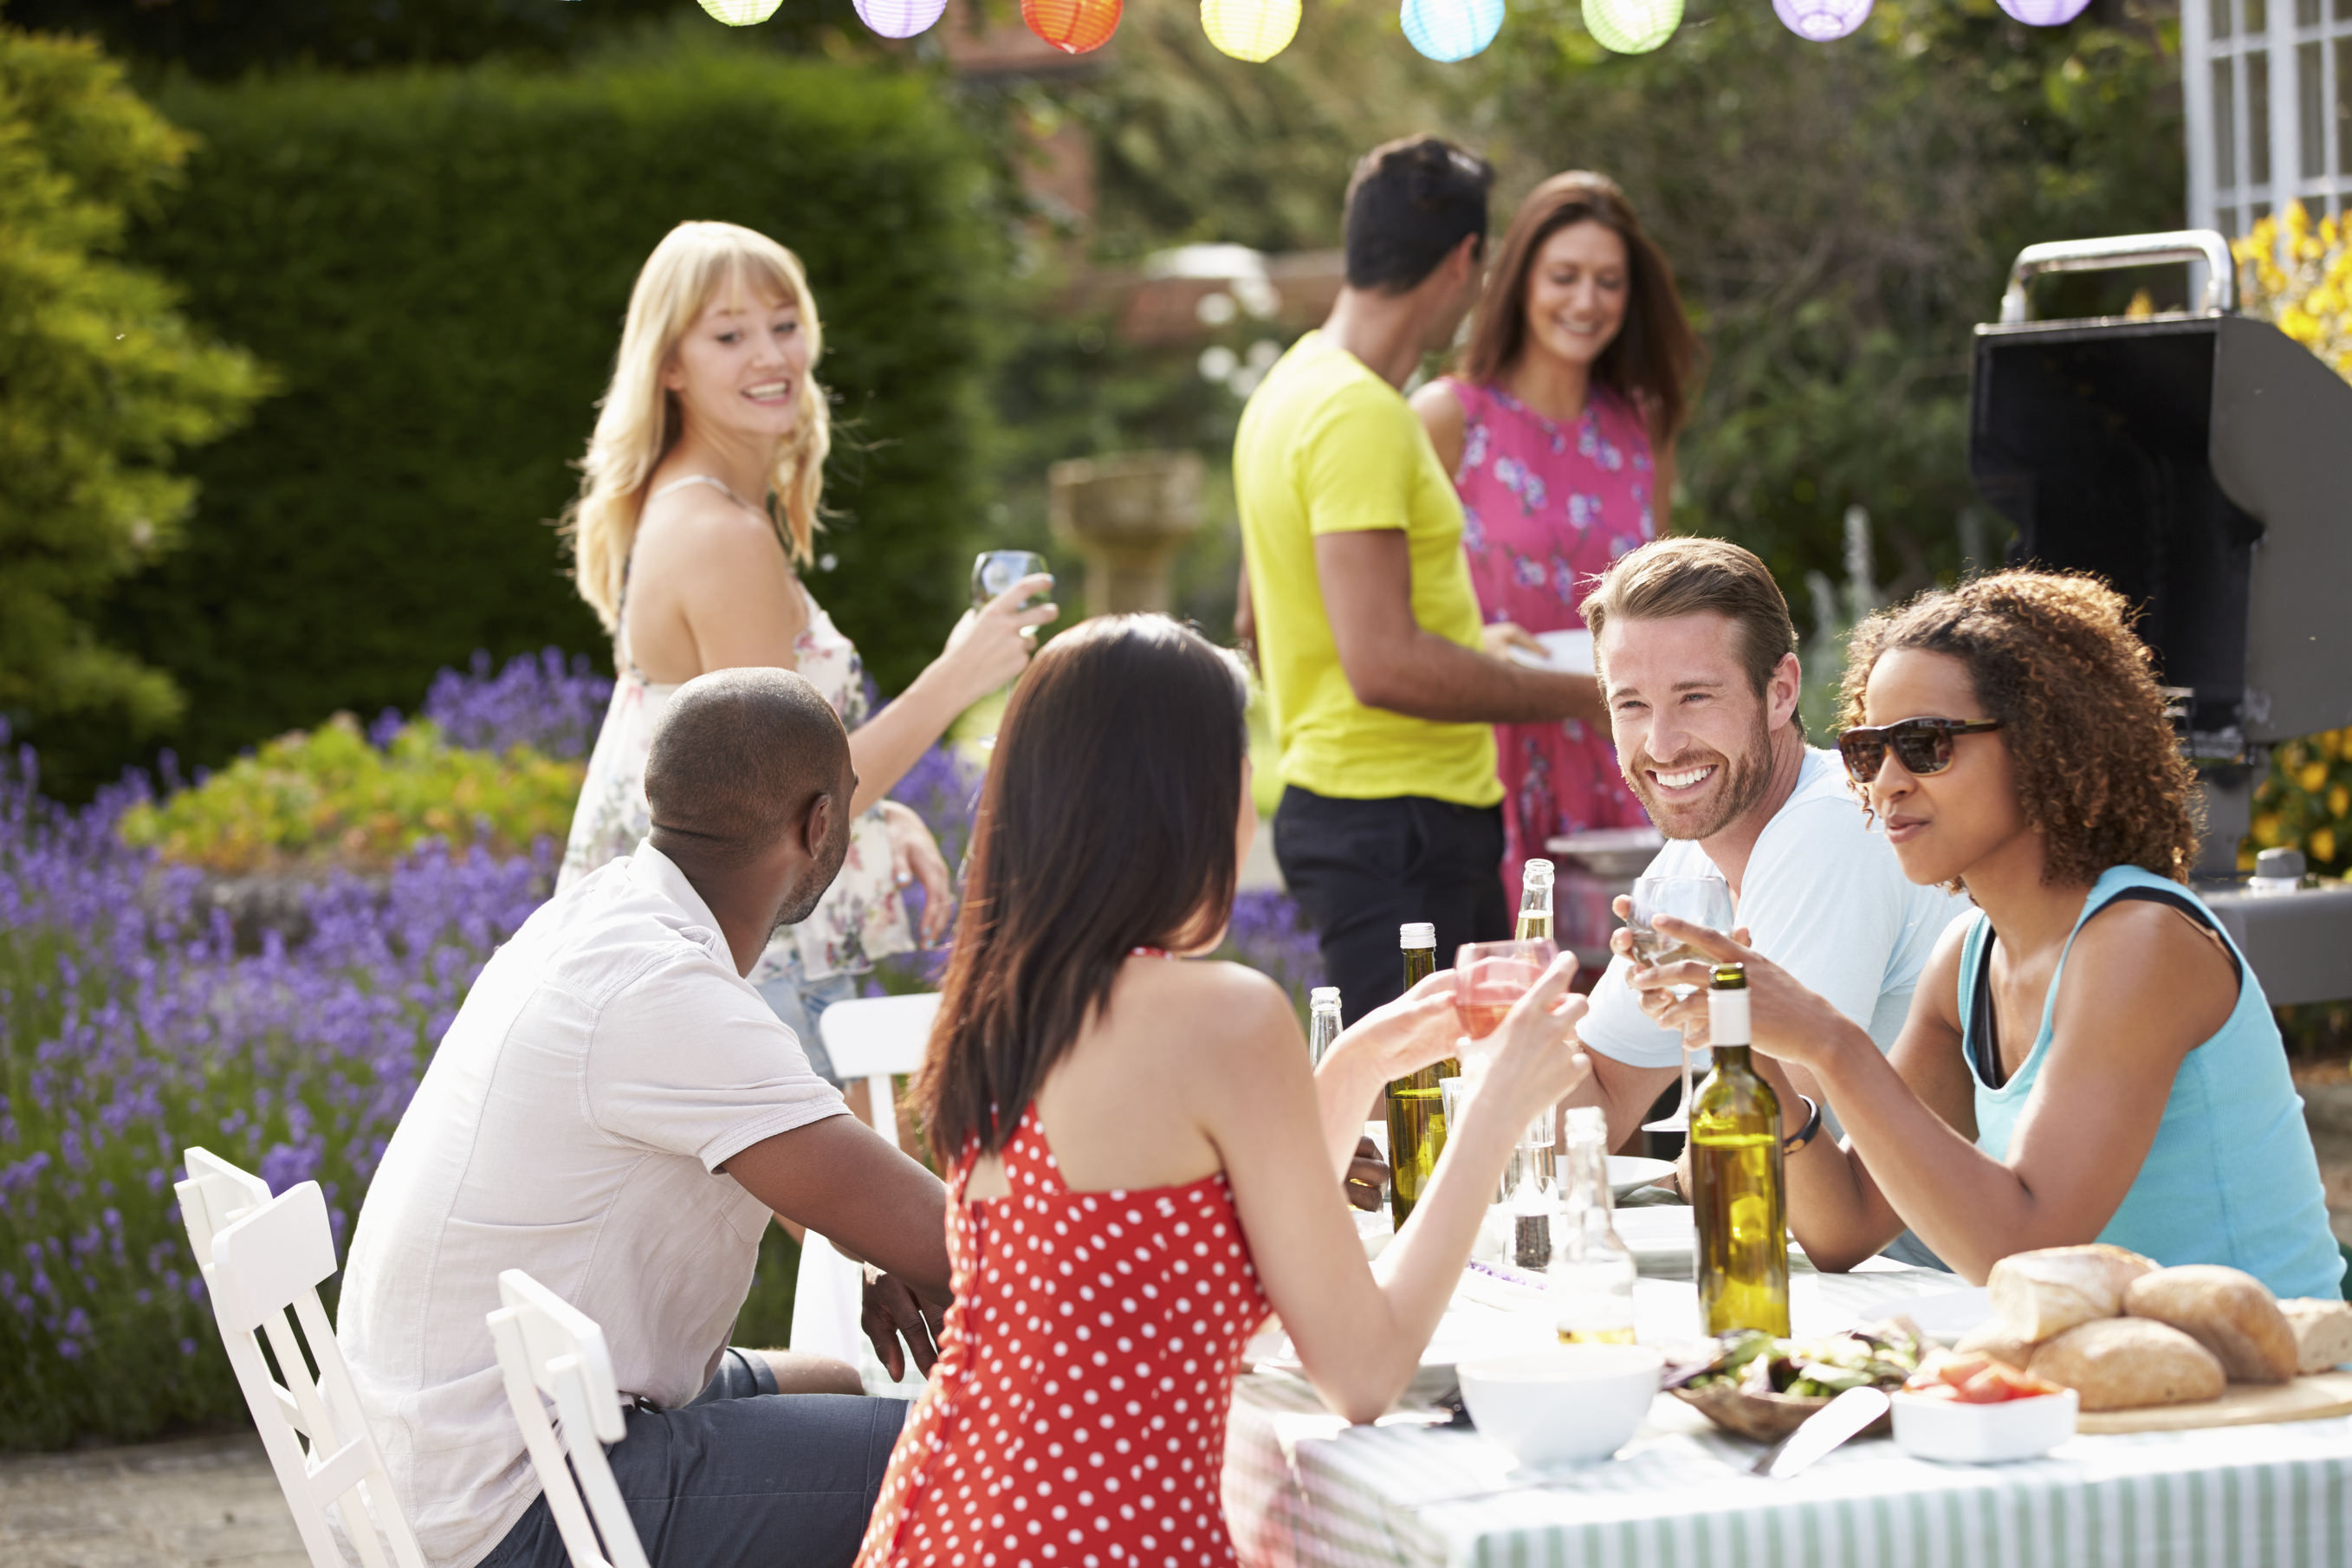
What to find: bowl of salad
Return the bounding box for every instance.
[1893,1351,2077,1463]
[1663,1319,1925,1443]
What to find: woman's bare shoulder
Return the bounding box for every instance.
[1113,960,1300,1059]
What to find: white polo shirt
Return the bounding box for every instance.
[338,841,848,1568]
[1578,748,1970,1070]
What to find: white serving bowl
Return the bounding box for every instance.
[1892,1387,2077,1463]
[1456,1344,1665,1468]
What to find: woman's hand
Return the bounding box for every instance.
[1480,620,1546,661]
[936,574,1058,709]
[878,801,954,944]
[1324,967,1461,1083]
[1625,915,1856,1073]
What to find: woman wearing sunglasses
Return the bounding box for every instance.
[1632,569,2342,1297]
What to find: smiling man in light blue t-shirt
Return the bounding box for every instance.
[1563,541,1966,1240]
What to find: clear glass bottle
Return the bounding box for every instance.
[1385,923,1456,1226]
[1515,859,1555,943]
[1690,963,1791,1336]
[1307,986,1342,1068]
[1505,1112,1556,1270]
[1551,1105,1637,1343]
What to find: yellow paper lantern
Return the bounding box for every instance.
[698,0,787,23]
[1582,0,1680,52]
[1202,0,1303,61]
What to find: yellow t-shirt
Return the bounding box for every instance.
[1234,331,1501,807]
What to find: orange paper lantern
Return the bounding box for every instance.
[1022,0,1123,52]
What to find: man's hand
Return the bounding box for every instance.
[862,1270,949,1382]
[1344,1136,1389,1213]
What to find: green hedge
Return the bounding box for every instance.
[69,43,991,789]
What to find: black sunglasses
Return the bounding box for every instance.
[1837,717,2004,783]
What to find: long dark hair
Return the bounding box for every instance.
[1459,172,1704,443]
[914,616,1251,1157]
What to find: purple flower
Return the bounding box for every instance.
[419,649,613,760]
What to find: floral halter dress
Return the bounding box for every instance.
[1441,378,1656,877]
[554,475,911,982]
[857,1104,1271,1568]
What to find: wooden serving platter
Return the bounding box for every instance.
[2076,1370,2352,1434]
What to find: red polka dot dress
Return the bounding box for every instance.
[856,1103,1270,1567]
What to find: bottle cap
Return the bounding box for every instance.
[1309,986,1341,1007]
[1400,922,1436,948]
[1710,962,1746,989]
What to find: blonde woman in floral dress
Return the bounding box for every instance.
[559,221,1053,1075]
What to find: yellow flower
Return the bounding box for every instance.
[2315,826,2339,865]
[2300,759,2329,794]
[2254,810,2285,846]
[2330,781,2350,820]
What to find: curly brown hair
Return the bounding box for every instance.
[1837,570,2200,887]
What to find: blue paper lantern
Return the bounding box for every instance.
[1771,0,1869,40]
[855,0,948,36]
[1401,0,1504,62]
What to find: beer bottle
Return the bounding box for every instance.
[1384,923,1457,1226]
[1515,859,1555,943]
[1306,986,1342,1068]
[1690,963,1791,1336]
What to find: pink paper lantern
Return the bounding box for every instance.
[1996,0,2090,23]
[855,0,948,36]
[1772,0,1870,40]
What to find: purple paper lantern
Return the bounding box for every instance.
[1772,0,1870,40]
[1995,0,2090,23]
[855,0,947,36]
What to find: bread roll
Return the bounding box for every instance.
[1953,1318,2039,1371]
[2122,1266,2297,1383]
[1986,1243,2159,1342]
[2028,1318,2226,1410]
[2281,1298,2352,1376]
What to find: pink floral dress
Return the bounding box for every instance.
[1442,378,1655,878]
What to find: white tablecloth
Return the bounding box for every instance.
[1221,1257,2352,1567]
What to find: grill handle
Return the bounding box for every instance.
[1998,230,2237,324]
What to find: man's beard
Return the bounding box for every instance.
[767,800,856,936]
[1623,708,1775,841]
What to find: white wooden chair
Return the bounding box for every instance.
[792,992,941,1391]
[487,1269,651,1568]
[191,1170,425,1568]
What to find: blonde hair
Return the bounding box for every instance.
[561,221,831,633]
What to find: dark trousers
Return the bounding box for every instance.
[479,1349,909,1568]
[1273,785,1510,1026]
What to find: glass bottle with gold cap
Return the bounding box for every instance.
[1689,962,1791,1336]
[1384,923,1457,1226]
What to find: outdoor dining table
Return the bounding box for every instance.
[1220,1198,2352,1568]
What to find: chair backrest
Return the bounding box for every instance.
[816,992,941,1156]
[487,1269,650,1568]
[203,1179,426,1568]
[177,1144,275,1271]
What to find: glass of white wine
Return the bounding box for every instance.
[969,550,1052,746]
[1630,874,1735,1135]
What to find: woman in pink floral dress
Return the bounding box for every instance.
[1413,172,1704,894]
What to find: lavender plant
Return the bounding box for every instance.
[406,648,615,761]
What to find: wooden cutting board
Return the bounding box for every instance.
[2076,1370,2352,1434]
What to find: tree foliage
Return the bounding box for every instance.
[0,26,269,757]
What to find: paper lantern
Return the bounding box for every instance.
[1022,0,1122,52]
[856,0,948,36]
[697,0,786,23]
[1771,0,1870,40]
[1582,0,1680,52]
[1996,0,2090,23]
[1401,0,1504,61]
[1202,0,1302,61]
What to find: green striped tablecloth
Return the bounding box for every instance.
[1222,1262,2352,1568]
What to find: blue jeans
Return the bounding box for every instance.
[478,1350,910,1568]
[754,967,862,1085]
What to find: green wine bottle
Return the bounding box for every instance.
[1385,922,1456,1226]
[1690,962,1790,1336]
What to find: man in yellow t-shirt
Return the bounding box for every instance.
[1235,137,1609,1021]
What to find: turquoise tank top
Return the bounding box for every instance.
[1961,865,2343,1300]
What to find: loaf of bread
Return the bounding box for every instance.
[2028,1318,2226,1410]
[2122,1266,2297,1383]
[1953,1317,2040,1371]
[1986,1244,2159,1342]
[2281,1298,2352,1376]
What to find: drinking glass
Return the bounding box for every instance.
[1629,875,1735,1135]
[968,551,1052,745]
[1452,937,1559,1060]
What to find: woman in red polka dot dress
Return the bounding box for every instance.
[858,617,1593,1568]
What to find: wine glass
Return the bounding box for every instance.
[1629,874,1735,1135]
[969,551,1052,746]
[1453,937,1559,1069]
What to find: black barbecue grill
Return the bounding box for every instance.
[1968,230,2352,1005]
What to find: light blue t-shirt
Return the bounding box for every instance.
[1962,865,2344,1301]
[1579,748,1969,1072]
